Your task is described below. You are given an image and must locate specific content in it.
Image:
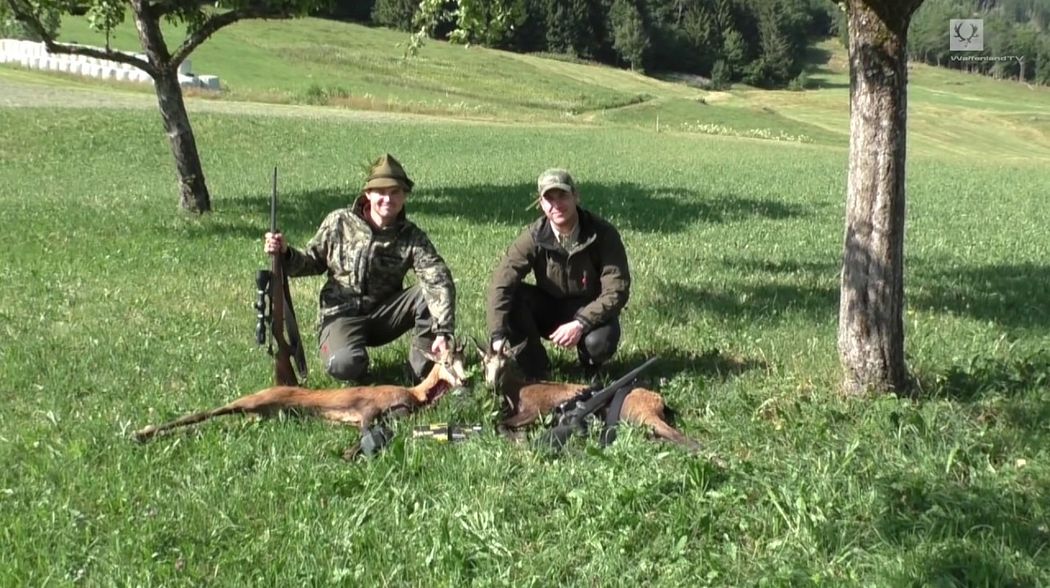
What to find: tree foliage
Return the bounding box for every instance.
[0,0,57,40]
[610,0,649,71]
[409,0,1049,86]
[447,0,527,47]
[372,0,420,31]
[906,0,1050,83]
[414,0,836,87]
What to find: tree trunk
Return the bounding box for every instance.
[130,0,211,213]
[153,70,211,213]
[838,0,923,395]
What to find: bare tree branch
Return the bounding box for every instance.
[4,0,156,75]
[170,7,289,67]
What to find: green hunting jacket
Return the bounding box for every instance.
[487,207,630,337]
[284,197,456,336]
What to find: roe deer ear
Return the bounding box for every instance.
[507,340,528,358]
[471,336,488,359]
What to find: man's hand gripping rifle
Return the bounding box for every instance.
[255,167,308,386]
[535,356,659,452]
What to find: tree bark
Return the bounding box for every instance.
[838,0,923,395]
[130,0,211,213]
[152,69,211,213]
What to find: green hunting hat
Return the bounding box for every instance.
[537,168,576,197]
[364,153,414,192]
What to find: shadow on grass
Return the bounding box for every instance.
[545,347,766,389]
[203,186,354,241]
[801,45,848,90]
[910,262,1050,330]
[913,351,1050,402]
[416,182,811,233]
[205,182,812,240]
[905,546,1040,588]
[878,472,1047,586]
[651,280,838,325]
[712,258,1050,330]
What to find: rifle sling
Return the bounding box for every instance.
[599,384,632,447]
[280,272,309,380]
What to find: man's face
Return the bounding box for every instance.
[539,188,579,228]
[364,185,406,226]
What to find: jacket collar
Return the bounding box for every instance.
[534,207,598,252]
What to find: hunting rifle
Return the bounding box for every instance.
[255,167,308,386]
[534,356,659,452]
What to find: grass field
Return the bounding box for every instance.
[1,17,1049,586]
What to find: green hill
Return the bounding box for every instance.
[1,18,1045,160]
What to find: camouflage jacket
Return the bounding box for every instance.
[284,198,456,335]
[486,207,630,337]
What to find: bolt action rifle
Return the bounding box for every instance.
[534,356,659,452]
[255,167,308,386]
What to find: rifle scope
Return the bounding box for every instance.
[254,269,272,345]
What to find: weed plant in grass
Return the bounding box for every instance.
[1,96,1048,584]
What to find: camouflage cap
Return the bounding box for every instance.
[364,153,414,192]
[537,168,576,198]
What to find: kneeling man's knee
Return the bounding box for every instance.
[327,347,369,381]
[580,321,621,365]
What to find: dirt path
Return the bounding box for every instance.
[0,70,458,124]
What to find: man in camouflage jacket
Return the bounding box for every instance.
[486,168,630,379]
[264,154,456,382]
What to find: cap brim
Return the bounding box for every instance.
[539,183,574,197]
[364,177,413,192]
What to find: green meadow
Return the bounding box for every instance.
[1,17,1049,586]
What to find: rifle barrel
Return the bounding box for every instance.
[270,166,278,233]
[578,356,659,415]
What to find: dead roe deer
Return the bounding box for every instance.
[134,343,468,442]
[475,339,704,452]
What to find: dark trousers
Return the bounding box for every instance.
[318,285,436,382]
[506,284,621,379]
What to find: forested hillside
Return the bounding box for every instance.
[319,0,1050,87]
[2,0,1047,86]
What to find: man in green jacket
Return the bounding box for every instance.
[486,168,631,379]
[264,154,456,382]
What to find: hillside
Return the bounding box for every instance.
[2,19,1048,161]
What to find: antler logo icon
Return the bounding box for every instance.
[949,19,984,51]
